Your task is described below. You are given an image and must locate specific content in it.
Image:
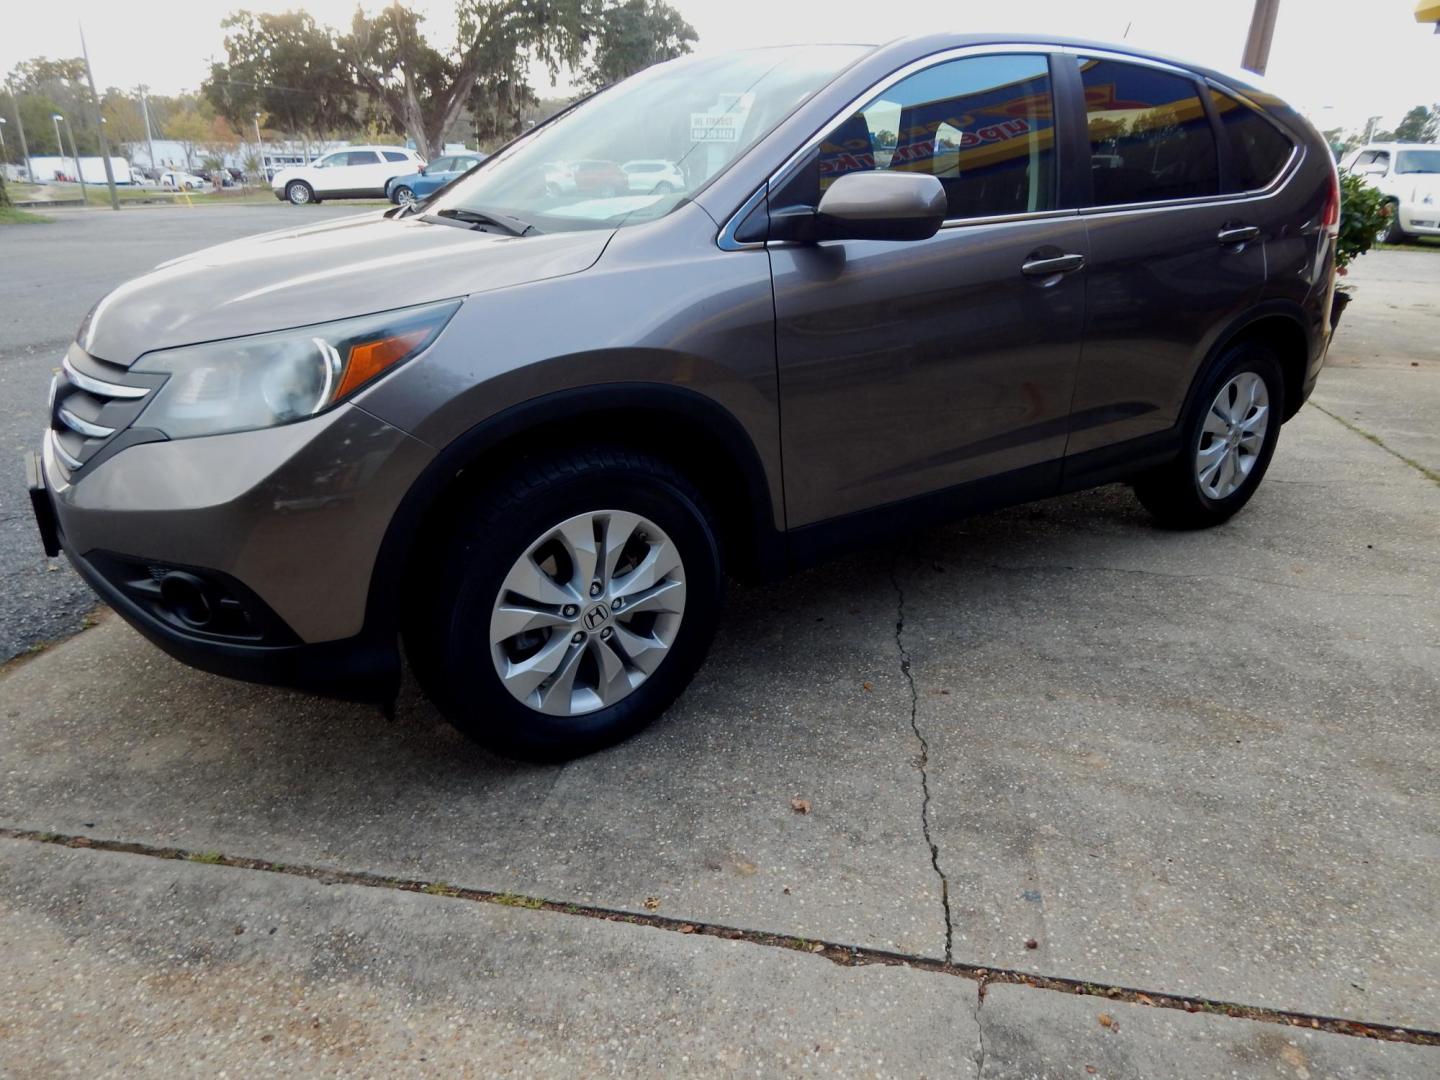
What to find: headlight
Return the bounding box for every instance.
[133,299,460,439]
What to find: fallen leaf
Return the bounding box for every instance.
[1136,994,1155,1007]
[1024,938,1038,950]
[678,923,695,934]
[1085,1068,1097,1075]
[1098,1013,1114,1029]
[642,896,660,911]
[809,942,824,952]
[861,681,874,691]
[790,797,811,815]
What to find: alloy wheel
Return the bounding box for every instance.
[1195,371,1269,500]
[489,510,687,717]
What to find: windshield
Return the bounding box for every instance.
[1395,149,1440,175]
[426,45,869,233]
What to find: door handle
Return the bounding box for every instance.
[1021,253,1085,276]
[1217,225,1260,245]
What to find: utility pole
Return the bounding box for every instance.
[79,23,120,210]
[1240,0,1282,76]
[139,85,157,178]
[8,84,33,183]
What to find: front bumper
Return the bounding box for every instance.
[1398,207,1440,236]
[31,402,435,701]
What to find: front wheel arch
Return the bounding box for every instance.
[362,384,786,651]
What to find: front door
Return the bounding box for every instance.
[772,52,1088,528]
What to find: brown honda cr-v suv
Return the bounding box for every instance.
[28,35,1338,758]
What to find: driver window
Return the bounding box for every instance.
[796,53,1058,220]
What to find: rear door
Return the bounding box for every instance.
[345,150,385,194]
[1063,54,1268,458]
[771,50,1090,529]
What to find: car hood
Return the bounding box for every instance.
[80,210,613,367]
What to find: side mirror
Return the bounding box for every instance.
[767,171,948,243]
[815,171,947,241]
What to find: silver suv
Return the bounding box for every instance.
[29,36,1338,758]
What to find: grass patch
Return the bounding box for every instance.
[0,205,51,224]
[187,851,224,864]
[1376,236,1440,253]
[493,892,544,909]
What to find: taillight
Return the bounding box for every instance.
[1321,162,1340,236]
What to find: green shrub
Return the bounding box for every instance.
[1336,172,1389,275]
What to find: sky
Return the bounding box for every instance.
[2,0,1436,134]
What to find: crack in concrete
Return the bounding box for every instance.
[890,554,954,964]
[2,826,1438,1046]
[972,980,988,1077]
[1310,402,1440,488]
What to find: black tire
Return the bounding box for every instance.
[405,448,724,760]
[285,180,314,206]
[1379,200,1406,245]
[1134,342,1285,529]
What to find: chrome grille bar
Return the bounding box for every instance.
[57,407,115,439]
[63,356,151,399]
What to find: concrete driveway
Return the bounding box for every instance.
[1,211,1437,1076]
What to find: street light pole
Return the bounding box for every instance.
[253,112,266,186]
[140,85,157,177]
[60,114,87,201]
[51,114,64,180]
[79,23,121,210]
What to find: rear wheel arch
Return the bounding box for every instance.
[364,384,785,643]
[1189,306,1311,424]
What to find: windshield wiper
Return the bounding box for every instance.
[428,207,540,236]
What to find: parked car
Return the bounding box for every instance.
[571,159,629,196]
[158,170,208,191]
[271,146,425,205]
[29,37,1336,760]
[1338,142,1440,243]
[387,152,487,205]
[622,159,687,194]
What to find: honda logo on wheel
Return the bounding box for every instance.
[583,604,610,631]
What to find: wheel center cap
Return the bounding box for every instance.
[1227,429,1241,448]
[582,603,611,631]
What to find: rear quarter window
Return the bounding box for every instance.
[383,150,410,163]
[1209,90,1294,192]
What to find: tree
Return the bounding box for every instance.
[580,0,696,90]
[167,110,211,171]
[344,1,594,160]
[1392,105,1434,143]
[203,11,359,148]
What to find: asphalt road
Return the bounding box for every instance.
[0,204,366,661]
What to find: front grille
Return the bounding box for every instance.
[48,345,164,478]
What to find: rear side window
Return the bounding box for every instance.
[383,150,410,163]
[1077,58,1217,206]
[810,53,1058,219]
[1209,90,1293,191]
[345,151,381,166]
